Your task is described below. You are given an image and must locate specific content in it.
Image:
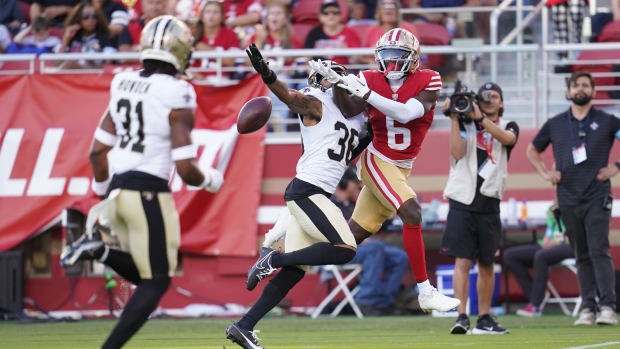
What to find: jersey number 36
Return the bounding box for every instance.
[328,121,359,164]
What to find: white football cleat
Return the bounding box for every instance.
[418,287,461,312]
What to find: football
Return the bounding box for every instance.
[236,96,272,134]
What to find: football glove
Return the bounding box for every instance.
[203,168,224,193]
[308,59,342,84]
[337,74,371,100]
[246,43,277,84]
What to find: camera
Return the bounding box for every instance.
[448,80,478,115]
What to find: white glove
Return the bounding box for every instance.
[202,168,224,193]
[337,74,371,99]
[308,59,342,84]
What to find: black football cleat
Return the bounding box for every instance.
[450,313,470,334]
[246,247,278,291]
[226,323,264,349]
[60,229,104,267]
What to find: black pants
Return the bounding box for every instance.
[503,243,574,307]
[561,198,616,311]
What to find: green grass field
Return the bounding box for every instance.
[1,315,620,349]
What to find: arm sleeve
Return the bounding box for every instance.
[366,92,425,123]
[531,120,552,152]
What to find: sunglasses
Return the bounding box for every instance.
[380,1,398,8]
[321,10,341,15]
[82,13,97,20]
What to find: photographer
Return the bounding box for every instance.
[441,82,519,335]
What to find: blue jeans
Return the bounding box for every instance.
[349,240,409,307]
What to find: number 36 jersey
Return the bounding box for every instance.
[107,71,197,181]
[295,87,365,194]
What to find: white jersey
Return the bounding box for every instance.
[107,71,197,180]
[295,87,365,194]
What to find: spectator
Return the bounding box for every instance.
[349,239,410,315]
[221,0,262,45]
[349,0,377,23]
[304,0,362,65]
[331,166,361,220]
[590,0,620,42]
[30,0,80,27]
[92,0,129,36]
[1,0,25,35]
[247,3,302,71]
[527,71,618,326]
[441,82,518,335]
[0,24,11,53]
[118,0,168,51]
[364,0,417,48]
[547,0,586,70]
[193,0,241,81]
[503,203,574,317]
[6,16,61,54]
[56,0,117,67]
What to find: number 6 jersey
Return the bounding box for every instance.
[295,87,365,194]
[107,71,197,181]
[360,68,441,169]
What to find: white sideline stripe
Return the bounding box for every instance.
[564,342,620,349]
[365,151,401,209]
[258,200,620,224]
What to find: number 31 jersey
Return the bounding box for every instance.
[107,71,197,181]
[295,87,365,194]
[360,69,441,168]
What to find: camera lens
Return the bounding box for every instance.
[454,96,469,112]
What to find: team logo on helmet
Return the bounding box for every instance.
[140,15,194,73]
[374,28,420,80]
[308,60,347,91]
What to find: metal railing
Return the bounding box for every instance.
[1,42,619,129]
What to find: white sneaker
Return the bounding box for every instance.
[596,306,618,325]
[418,287,461,312]
[574,308,596,326]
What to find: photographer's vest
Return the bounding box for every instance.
[443,119,510,205]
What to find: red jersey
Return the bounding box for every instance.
[193,27,240,74]
[361,69,441,161]
[222,0,262,22]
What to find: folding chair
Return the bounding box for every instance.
[541,258,582,317]
[310,264,364,319]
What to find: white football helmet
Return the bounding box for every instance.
[140,15,194,73]
[374,28,420,80]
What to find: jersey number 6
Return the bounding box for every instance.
[386,119,411,151]
[117,99,145,153]
[328,121,359,164]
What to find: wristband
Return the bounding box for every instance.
[262,70,277,85]
[199,173,211,189]
[92,177,111,196]
[478,114,486,123]
[94,128,118,147]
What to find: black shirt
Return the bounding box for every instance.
[449,120,520,213]
[532,107,620,206]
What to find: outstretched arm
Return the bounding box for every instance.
[333,84,368,118]
[247,43,322,120]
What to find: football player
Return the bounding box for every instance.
[226,45,369,349]
[60,16,223,348]
[311,28,460,312]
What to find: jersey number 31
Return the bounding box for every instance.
[117,99,145,153]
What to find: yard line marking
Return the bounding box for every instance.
[564,342,620,349]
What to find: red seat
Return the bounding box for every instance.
[0,61,31,72]
[18,1,31,24]
[292,0,349,26]
[292,23,315,46]
[413,22,452,69]
[573,50,620,102]
[598,20,620,43]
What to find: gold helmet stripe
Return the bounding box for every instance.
[153,17,172,50]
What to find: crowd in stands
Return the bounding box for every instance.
[0,0,619,75]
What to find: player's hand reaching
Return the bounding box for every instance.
[203,168,224,193]
[337,74,371,100]
[308,59,342,84]
[246,43,277,84]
